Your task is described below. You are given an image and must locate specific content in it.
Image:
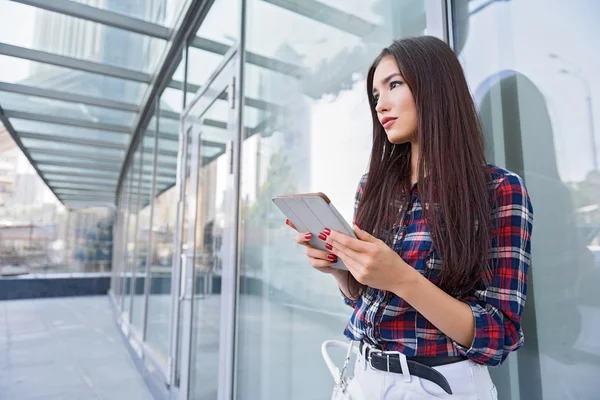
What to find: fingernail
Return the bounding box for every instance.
[325,244,333,251]
[355,223,361,230]
[327,254,337,262]
[324,228,331,235]
[304,233,312,240]
[318,233,327,241]
[286,219,290,225]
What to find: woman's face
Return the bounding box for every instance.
[372,55,418,145]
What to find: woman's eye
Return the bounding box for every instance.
[390,81,403,89]
[373,94,379,102]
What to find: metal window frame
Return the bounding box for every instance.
[0,43,152,83]
[117,0,220,200]
[28,147,123,164]
[4,109,132,134]
[36,160,121,172]
[0,82,140,113]
[261,0,377,37]
[18,131,126,150]
[142,100,160,342]
[51,182,116,192]
[45,176,117,186]
[54,187,116,195]
[10,0,173,39]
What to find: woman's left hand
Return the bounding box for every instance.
[323,226,419,292]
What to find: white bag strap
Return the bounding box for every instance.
[321,340,356,385]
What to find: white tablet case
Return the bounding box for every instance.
[273,194,356,271]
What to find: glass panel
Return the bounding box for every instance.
[235,1,427,399]
[49,181,114,191]
[124,149,142,322]
[132,127,157,331]
[10,119,130,145]
[453,1,600,399]
[120,169,132,309]
[71,0,191,28]
[188,85,233,400]
[0,91,136,126]
[195,0,240,45]
[186,0,240,91]
[0,55,148,104]
[146,87,183,359]
[44,174,116,186]
[30,153,119,167]
[162,87,186,113]
[20,138,123,157]
[55,188,114,196]
[0,2,167,73]
[32,164,119,178]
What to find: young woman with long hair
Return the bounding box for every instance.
[286,36,533,399]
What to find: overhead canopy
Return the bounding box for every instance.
[0,0,192,208]
[0,0,397,209]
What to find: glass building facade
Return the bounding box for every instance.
[2,0,599,399]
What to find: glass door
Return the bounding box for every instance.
[174,50,239,400]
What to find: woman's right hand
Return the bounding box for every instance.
[285,219,345,276]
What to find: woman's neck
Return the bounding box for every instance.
[410,142,419,185]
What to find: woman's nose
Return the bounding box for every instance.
[375,95,389,114]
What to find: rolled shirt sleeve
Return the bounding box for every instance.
[453,172,534,366]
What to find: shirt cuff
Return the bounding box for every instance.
[339,288,357,308]
[452,300,484,357]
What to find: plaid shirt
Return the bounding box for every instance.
[343,164,534,367]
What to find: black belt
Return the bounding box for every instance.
[359,341,468,395]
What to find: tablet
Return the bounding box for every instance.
[272,192,356,270]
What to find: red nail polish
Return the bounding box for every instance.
[324,228,331,235]
[327,254,337,261]
[304,233,312,240]
[286,219,290,225]
[355,223,361,230]
[318,233,327,241]
[325,244,333,251]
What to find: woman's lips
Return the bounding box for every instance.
[381,117,397,129]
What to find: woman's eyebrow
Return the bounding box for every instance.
[381,73,402,85]
[372,73,403,95]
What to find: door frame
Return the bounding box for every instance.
[169,45,241,400]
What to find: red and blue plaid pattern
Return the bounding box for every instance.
[343,165,533,367]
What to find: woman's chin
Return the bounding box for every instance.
[386,132,412,145]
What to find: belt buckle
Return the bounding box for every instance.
[382,351,402,373]
[368,348,403,373]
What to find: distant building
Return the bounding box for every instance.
[0,130,19,207]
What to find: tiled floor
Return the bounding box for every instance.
[0,296,153,400]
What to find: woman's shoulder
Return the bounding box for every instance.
[486,164,531,204]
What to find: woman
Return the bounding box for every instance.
[286,36,533,399]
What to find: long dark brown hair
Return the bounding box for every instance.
[354,36,492,297]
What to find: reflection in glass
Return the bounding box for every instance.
[454,0,600,398]
[0,55,148,104]
[146,84,184,359]
[0,91,136,127]
[70,0,191,28]
[235,1,427,398]
[0,1,166,73]
[131,127,157,332]
[188,89,233,400]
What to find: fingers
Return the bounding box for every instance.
[294,231,312,247]
[285,219,298,231]
[327,229,373,253]
[306,246,337,263]
[308,256,338,269]
[353,225,379,243]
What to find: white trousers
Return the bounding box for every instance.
[353,346,498,399]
